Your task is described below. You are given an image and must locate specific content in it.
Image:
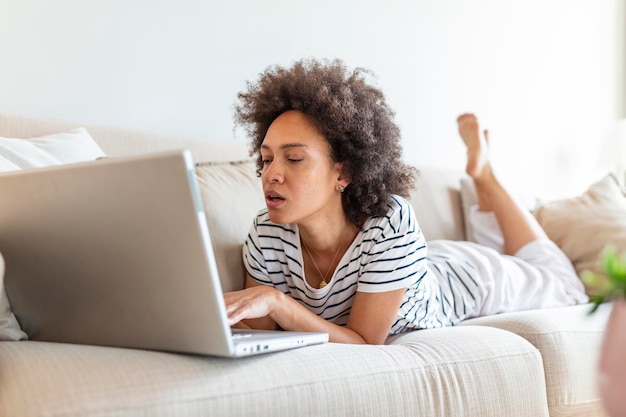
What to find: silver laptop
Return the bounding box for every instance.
[0,150,328,357]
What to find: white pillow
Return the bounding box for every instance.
[0,251,24,340]
[0,127,105,171]
[0,128,106,341]
[459,177,537,243]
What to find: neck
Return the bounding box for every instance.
[298,215,357,253]
[299,213,359,289]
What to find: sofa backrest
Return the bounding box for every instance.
[0,113,251,163]
[0,113,466,292]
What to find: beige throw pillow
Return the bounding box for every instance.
[533,175,626,281]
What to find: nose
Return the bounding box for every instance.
[263,160,284,184]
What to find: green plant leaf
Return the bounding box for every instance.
[584,246,626,314]
[588,294,606,314]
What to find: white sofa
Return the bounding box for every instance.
[0,114,613,417]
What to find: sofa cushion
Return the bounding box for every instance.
[462,303,611,417]
[533,174,626,284]
[0,326,549,417]
[407,167,465,241]
[0,128,106,341]
[195,160,264,292]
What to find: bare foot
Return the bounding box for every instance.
[457,113,491,179]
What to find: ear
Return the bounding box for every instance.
[337,178,350,189]
[334,162,350,188]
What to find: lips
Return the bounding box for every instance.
[265,190,285,208]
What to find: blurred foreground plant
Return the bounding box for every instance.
[582,247,626,314]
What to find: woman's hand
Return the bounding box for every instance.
[226,274,406,345]
[224,285,282,327]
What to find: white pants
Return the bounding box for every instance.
[428,206,588,320]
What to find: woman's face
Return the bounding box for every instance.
[260,110,347,226]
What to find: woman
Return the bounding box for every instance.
[224,58,587,345]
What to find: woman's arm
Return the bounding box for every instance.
[224,274,406,345]
[346,289,407,344]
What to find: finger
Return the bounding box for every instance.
[223,290,248,315]
[225,299,245,324]
[226,297,256,325]
[231,321,251,330]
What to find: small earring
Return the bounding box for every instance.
[337,184,346,193]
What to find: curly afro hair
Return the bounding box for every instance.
[234,58,417,226]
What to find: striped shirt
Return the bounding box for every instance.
[243,195,480,334]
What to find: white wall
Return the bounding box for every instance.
[0,0,623,198]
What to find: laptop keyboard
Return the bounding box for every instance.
[231,333,253,339]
